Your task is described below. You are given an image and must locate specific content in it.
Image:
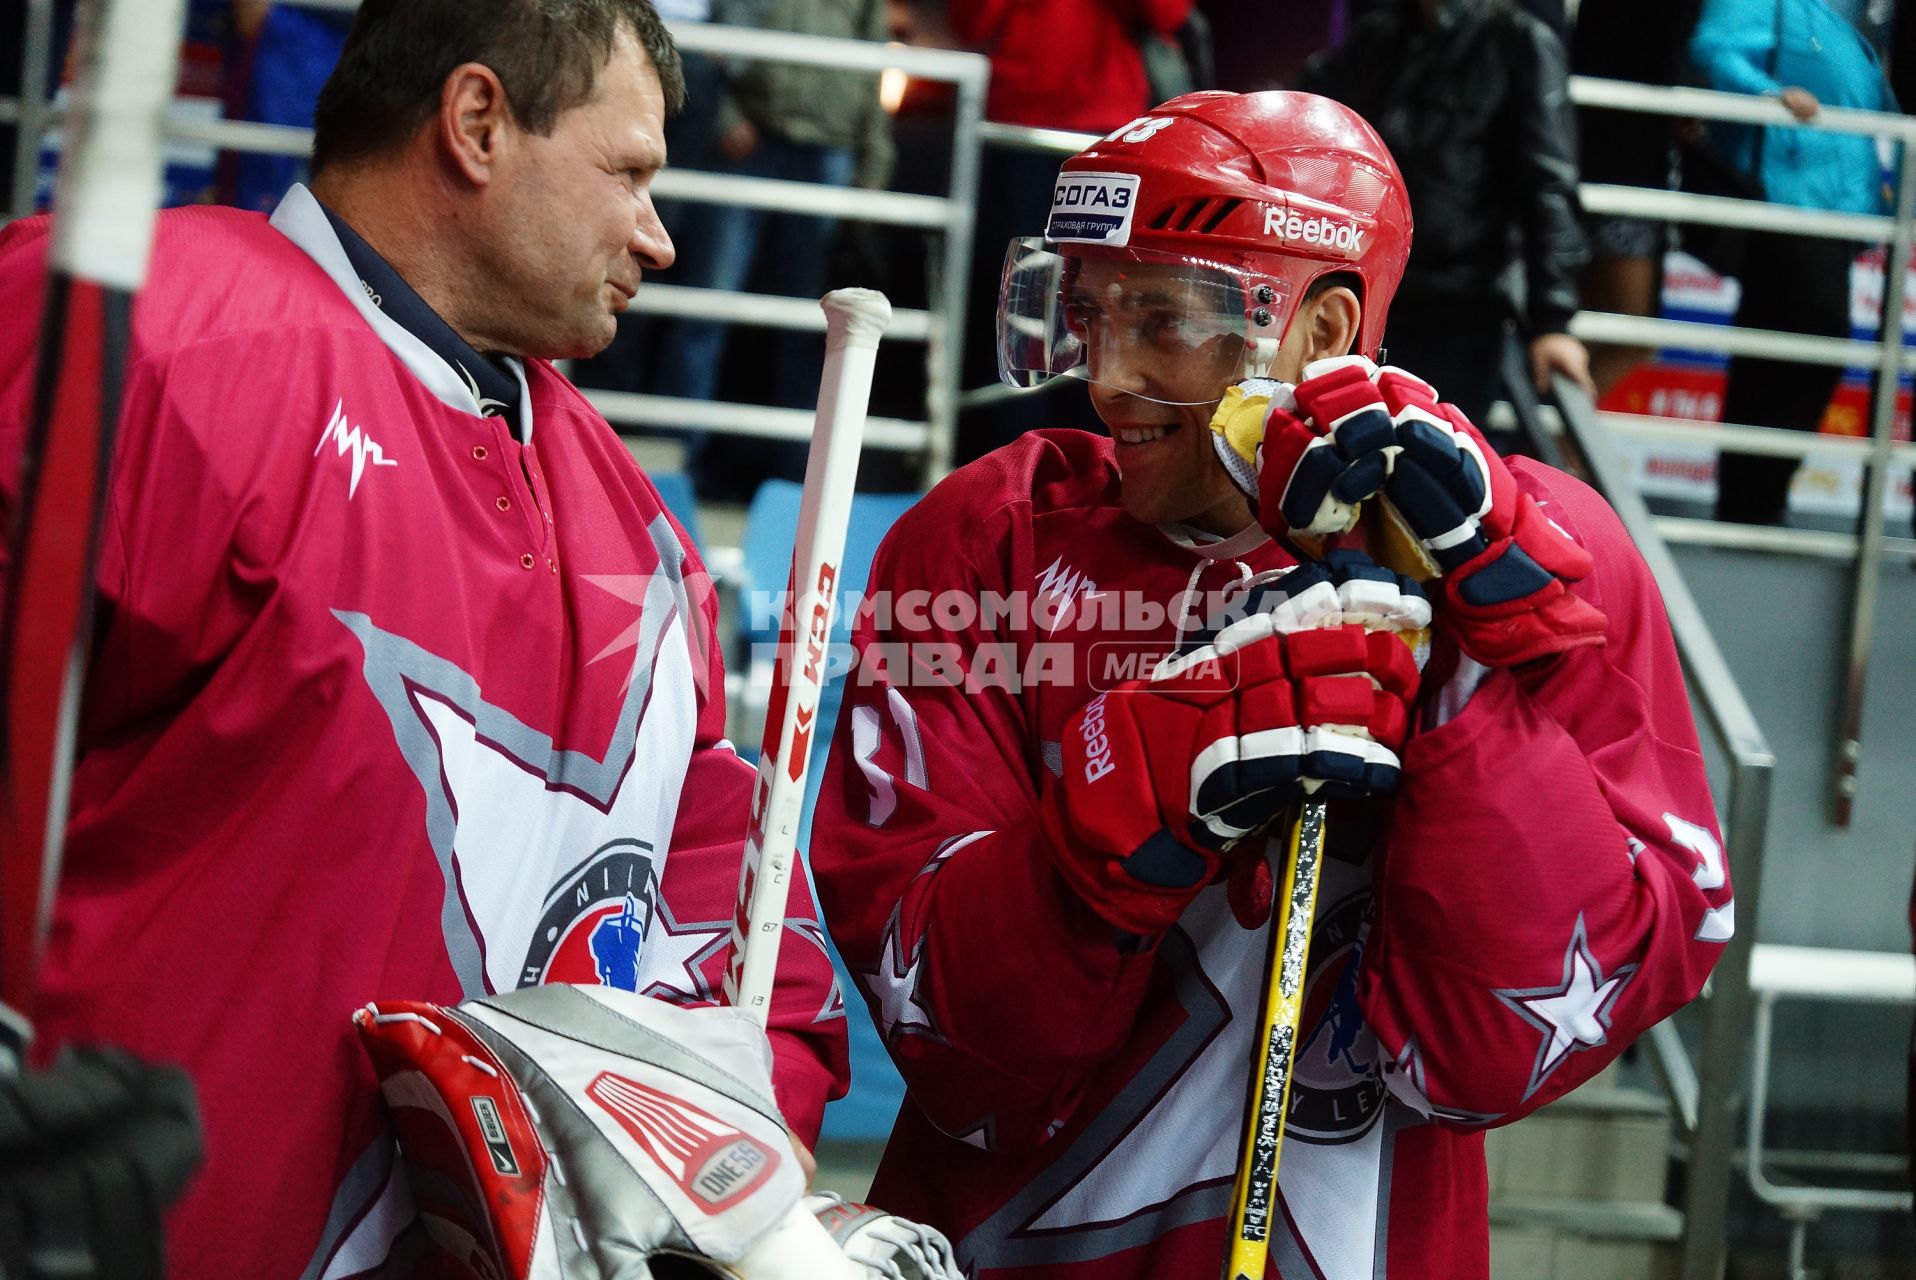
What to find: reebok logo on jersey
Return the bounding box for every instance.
[1079,694,1115,783]
[1263,207,1366,253]
[314,399,397,499]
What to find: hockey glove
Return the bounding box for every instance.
[806,1193,962,1280]
[1173,547,1432,659]
[1209,357,1607,667]
[1042,611,1420,938]
[356,984,900,1280]
[0,1048,202,1280]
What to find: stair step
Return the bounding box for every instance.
[1491,1222,1680,1280]
[1530,1084,1672,1119]
[1491,1197,1685,1242]
[1487,1102,1674,1205]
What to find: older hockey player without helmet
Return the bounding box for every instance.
[810,86,1729,1280]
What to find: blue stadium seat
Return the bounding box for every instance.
[647,470,703,549]
[738,479,918,648]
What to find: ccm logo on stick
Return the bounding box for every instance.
[1080,694,1115,783]
[787,561,839,781]
[1263,208,1365,251]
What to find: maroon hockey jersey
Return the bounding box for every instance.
[812,428,1729,1279]
[0,192,847,1278]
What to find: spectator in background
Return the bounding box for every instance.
[1572,0,1706,396]
[949,0,1193,464]
[1689,0,1895,525]
[1299,0,1592,433]
[225,1,352,212]
[642,0,894,501]
[1201,0,1335,91]
[0,0,24,213]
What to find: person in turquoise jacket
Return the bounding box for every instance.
[1691,0,1895,216]
[1689,0,1898,523]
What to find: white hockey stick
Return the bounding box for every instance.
[722,288,892,1026]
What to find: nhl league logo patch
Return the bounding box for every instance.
[1046,171,1141,247]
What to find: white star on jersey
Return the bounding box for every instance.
[863,902,942,1046]
[859,831,991,1045]
[637,898,731,1004]
[1495,914,1637,1101]
[415,690,693,995]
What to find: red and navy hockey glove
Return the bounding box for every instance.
[1041,608,1420,939]
[1211,356,1607,667]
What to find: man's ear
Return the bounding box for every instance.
[439,62,513,187]
[1303,286,1362,364]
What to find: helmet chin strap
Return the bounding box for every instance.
[1243,336,1280,380]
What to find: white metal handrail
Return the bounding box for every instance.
[1569,74,1916,143]
[1653,516,1916,563]
[1580,182,1893,244]
[1600,412,1916,466]
[1569,311,1887,370]
[584,390,928,449]
[3,23,991,470]
[625,283,935,342]
[651,169,950,228]
[1743,945,1915,1279]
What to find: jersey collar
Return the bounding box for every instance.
[269,183,536,444]
[1157,521,1272,562]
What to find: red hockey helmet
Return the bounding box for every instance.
[997,91,1413,405]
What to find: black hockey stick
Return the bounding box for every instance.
[0,0,185,1051]
[0,3,205,1271]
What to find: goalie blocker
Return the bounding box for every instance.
[356,985,959,1280]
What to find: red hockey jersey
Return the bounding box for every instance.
[811,428,1729,1279]
[0,190,847,1279]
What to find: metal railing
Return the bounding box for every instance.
[1566,75,1916,830]
[603,22,988,482]
[1544,370,1776,1280]
[1,14,990,481]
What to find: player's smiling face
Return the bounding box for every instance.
[1074,257,1253,535]
[1075,258,1357,536]
[485,27,674,360]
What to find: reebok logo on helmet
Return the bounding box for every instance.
[1263,207,1366,253]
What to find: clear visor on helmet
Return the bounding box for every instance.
[996,237,1291,408]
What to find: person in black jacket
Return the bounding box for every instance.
[1299,0,1592,431]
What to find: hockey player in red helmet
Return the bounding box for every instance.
[812,91,1728,1279]
[998,90,1411,537]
